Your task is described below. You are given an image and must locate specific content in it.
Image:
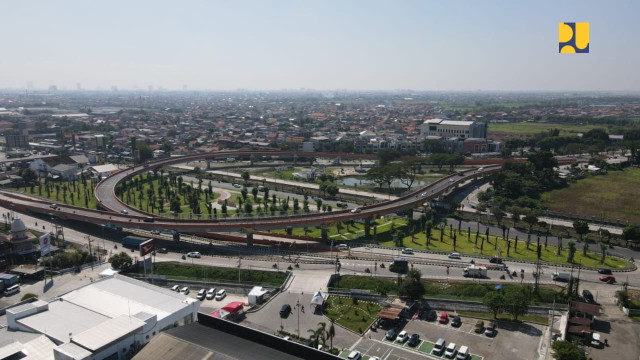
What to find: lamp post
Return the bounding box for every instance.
[296,298,301,338]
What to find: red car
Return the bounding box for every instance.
[599,275,616,283]
[439,312,448,324]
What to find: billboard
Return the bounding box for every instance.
[39,233,51,256]
[139,238,154,257]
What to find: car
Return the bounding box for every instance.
[150,230,161,235]
[599,275,616,283]
[347,351,362,360]
[582,289,595,303]
[157,248,168,254]
[591,332,601,348]
[448,252,461,259]
[336,202,348,208]
[232,183,242,188]
[350,207,361,213]
[489,256,503,264]
[50,203,58,209]
[449,178,455,182]
[425,309,437,321]
[456,345,469,360]
[196,289,206,300]
[171,285,180,292]
[451,315,462,327]
[280,304,292,317]
[396,330,408,343]
[402,248,414,255]
[477,167,484,172]
[206,288,216,300]
[458,171,465,176]
[408,333,420,346]
[180,286,189,295]
[385,327,398,340]
[444,342,457,358]
[4,284,20,296]
[485,321,496,336]
[187,251,201,258]
[283,336,290,341]
[337,244,349,250]
[369,357,380,360]
[120,209,128,214]
[433,338,446,355]
[215,289,226,301]
[473,320,484,333]
[439,312,448,324]
[143,217,155,222]
[598,268,612,275]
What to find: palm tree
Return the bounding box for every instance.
[599,243,607,264]
[316,322,327,347]
[567,241,577,263]
[327,320,336,351]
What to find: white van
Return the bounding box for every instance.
[444,343,456,358]
[4,284,20,296]
[215,289,227,301]
[456,345,469,360]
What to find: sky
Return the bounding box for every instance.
[1,0,639,91]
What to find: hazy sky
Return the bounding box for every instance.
[1,0,639,91]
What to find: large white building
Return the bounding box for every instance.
[1,275,199,360]
[420,118,487,139]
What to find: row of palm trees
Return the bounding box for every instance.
[306,320,336,351]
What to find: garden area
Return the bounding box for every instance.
[323,296,381,334]
[270,217,407,241]
[20,177,99,209]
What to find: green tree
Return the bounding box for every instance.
[572,220,589,242]
[109,251,133,270]
[504,287,529,321]
[376,148,401,166]
[599,243,607,264]
[567,241,576,263]
[241,171,250,184]
[135,141,154,162]
[398,269,425,300]
[483,291,506,319]
[327,320,336,351]
[551,340,583,360]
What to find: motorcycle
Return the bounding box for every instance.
[512,271,517,277]
[499,274,505,280]
[294,263,300,268]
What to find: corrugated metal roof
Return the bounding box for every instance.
[72,315,145,351]
[54,342,93,359]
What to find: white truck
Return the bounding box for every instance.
[552,272,570,281]
[463,266,487,278]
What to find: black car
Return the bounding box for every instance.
[451,315,462,327]
[143,217,155,223]
[385,328,398,340]
[280,304,291,317]
[582,289,595,303]
[407,333,420,346]
[598,268,612,275]
[425,309,437,321]
[489,257,503,264]
[157,248,168,254]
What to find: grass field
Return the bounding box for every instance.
[489,122,601,135]
[140,261,287,287]
[456,310,548,325]
[379,226,630,269]
[541,168,640,224]
[270,217,407,241]
[20,180,99,209]
[324,296,381,334]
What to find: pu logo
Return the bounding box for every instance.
[559,22,589,53]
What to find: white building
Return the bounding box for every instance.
[420,119,487,139]
[1,275,199,360]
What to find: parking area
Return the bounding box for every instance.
[339,338,439,360]
[166,284,249,314]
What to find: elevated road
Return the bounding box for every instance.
[0,151,500,233]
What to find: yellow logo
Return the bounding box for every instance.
[559,22,589,53]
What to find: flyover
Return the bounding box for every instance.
[0,150,501,233]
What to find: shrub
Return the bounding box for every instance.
[21,293,38,301]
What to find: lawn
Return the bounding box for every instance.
[139,261,287,287]
[456,310,548,325]
[271,217,408,241]
[19,180,99,209]
[489,122,601,135]
[541,168,640,224]
[379,226,630,269]
[324,296,381,334]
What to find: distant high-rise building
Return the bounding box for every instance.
[76,82,82,90]
[183,84,188,91]
[111,86,118,92]
[48,85,58,92]
[26,81,34,90]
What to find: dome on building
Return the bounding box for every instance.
[11,218,27,233]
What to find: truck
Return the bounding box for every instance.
[552,272,570,282]
[463,266,487,278]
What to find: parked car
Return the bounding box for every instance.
[444,343,457,358]
[473,320,484,333]
[347,351,362,360]
[485,321,496,336]
[187,251,201,258]
[395,330,408,343]
[232,183,242,188]
[408,333,420,346]
[215,289,227,301]
[425,309,437,321]
[582,289,595,303]
[451,315,462,327]
[433,338,446,355]
[591,333,601,348]
[4,284,20,296]
[448,252,461,259]
[456,345,469,360]
[385,327,398,340]
[599,275,616,283]
[489,256,502,264]
[280,304,292,317]
[439,312,449,324]
[171,285,180,292]
[598,268,612,275]
[180,286,189,295]
[402,248,414,255]
[206,288,216,300]
[196,289,206,300]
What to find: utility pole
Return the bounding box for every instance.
[87,236,94,270]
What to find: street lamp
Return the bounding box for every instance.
[296,298,301,338]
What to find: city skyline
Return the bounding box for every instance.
[1,0,639,91]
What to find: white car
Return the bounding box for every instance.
[350,207,361,213]
[402,248,414,255]
[337,244,348,250]
[347,351,361,360]
[232,183,242,188]
[396,330,408,343]
[120,209,128,214]
[444,343,457,358]
[215,289,226,301]
[456,345,469,360]
[180,286,189,295]
[171,285,180,292]
[196,289,206,300]
[187,251,201,258]
[448,252,461,259]
[206,287,216,300]
[591,332,601,347]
